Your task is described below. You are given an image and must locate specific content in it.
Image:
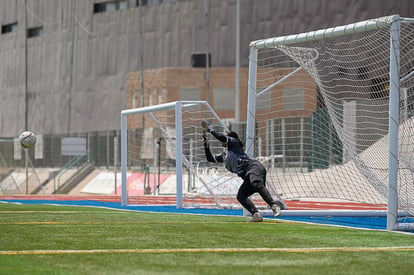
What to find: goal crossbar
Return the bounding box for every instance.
[250,15,398,48]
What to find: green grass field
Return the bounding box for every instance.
[0,203,413,275]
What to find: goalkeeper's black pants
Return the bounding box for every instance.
[236,162,275,215]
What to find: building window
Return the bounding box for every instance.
[148,89,153,106]
[132,92,137,108]
[213,88,235,110]
[157,88,163,104]
[1,22,17,34]
[94,0,128,13]
[257,89,271,110]
[180,88,200,101]
[136,0,149,6]
[283,88,304,110]
[27,26,43,38]
[94,2,106,13]
[137,0,176,6]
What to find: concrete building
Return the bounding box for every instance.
[0,0,412,137]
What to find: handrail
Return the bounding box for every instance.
[53,155,87,191]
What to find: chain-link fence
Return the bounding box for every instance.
[0,130,120,195]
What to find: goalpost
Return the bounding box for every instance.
[247,15,414,231]
[121,101,245,209]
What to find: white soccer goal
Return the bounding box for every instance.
[247,15,414,230]
[121,101,246,209]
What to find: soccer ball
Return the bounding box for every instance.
[18,131,36,149]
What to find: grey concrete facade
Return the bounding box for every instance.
[0,0,412,137]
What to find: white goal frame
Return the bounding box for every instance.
[120,100,227,208]
[247,15,412,231]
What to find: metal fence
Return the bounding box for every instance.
[0,131,120,169]
[0,130,121,195]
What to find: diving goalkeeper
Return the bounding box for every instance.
[201,121,287,222]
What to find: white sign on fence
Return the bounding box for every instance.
[61,137,87,156]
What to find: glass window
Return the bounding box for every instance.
[132,93,137,108]
[257,89,271,110]
[213,88,235,110]
[119,1,128,10]
[27,26,43,38]
[137,0,170,6]
[106,2,116,11]
[94,2,106,13]
[1,22,17,34]
[148,89,153,106]
[283,88,304,110]
[94,1,128,13]
[180,88,200,101]
[136,0,150,6]
[157,88,163,105]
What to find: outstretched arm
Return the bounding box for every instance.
[208,128,228,144]
[201,120,227,143]
[202,133,222,163]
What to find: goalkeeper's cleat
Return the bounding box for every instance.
[271,204,281,217]
[248,212,263,222]
[274,200,288,210]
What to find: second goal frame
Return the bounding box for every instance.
[120,100,227,208]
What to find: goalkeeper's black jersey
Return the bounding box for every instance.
[212,136,254,177]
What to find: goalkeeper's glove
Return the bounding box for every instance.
[201,120,209,134]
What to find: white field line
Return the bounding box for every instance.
[1,246,414,255]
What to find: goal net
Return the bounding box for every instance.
[120,101,243,208]
[247,15,414,230]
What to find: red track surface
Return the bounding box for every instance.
[0,195,387,211]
